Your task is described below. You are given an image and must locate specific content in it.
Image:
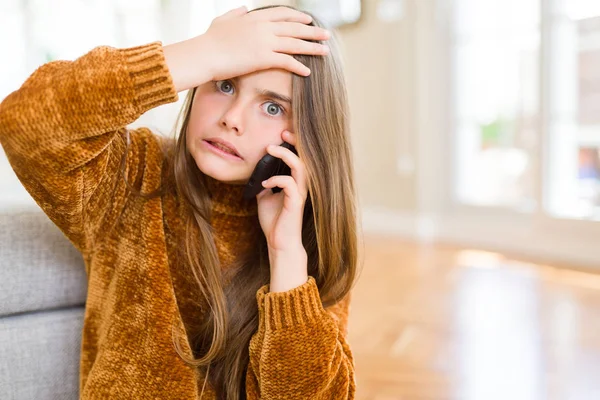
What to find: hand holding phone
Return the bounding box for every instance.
[243,142,298,200]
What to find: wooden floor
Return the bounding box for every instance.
[347,234,600,400]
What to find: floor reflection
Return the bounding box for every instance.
[349,237,600,400]
[453,253,544,399]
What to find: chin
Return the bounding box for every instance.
[191,149,250,185]
[199,165,248,185]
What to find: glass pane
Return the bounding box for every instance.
[0,0,19,12]
[0,0,168,208]
[546,0,600,220]
[452,0,540,210]
[0,11,27,99]
[297,0,362,28]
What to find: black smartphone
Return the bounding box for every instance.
[242,142,298,200]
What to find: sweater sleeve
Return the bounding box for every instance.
[0,41,178,256]
[246,276,356,399]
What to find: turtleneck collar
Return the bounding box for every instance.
[204,174,258,217]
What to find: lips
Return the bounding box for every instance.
[208,141,237,156]
[202,140,244,161]
[203,138,241,158]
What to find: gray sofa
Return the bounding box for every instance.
[0,203,86,400]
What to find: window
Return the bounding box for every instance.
[452,0,540,211]
[546,0,600,220]
[452,0,600,221]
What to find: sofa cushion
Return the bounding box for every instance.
[0,208,87,317]
[0,306,83,399]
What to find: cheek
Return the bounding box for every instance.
[246,112,292,145]
[245,123,291,165]
[187,94,224,135]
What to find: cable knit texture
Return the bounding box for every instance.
[0,41,355,399]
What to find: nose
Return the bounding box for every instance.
[219,100,245,134]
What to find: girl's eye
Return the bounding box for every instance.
[216,80,234,94]
[262,102,284,117]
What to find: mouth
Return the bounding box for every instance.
[202,140,244,161]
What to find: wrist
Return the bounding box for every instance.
[194,34,216,83]
[268,245,308,293]
[267,243,306,261]
[163,36,213,92]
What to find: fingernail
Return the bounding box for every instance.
[325,30,331,38]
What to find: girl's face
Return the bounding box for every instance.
[186,69,293,185]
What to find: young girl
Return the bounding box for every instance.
[0,4,360,400]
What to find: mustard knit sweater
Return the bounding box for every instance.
[0,41,355,399]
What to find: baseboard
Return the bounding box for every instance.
[361,207,600,269]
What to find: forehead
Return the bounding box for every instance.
[237,69,292,94]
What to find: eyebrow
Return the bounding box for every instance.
[255,89,292,105]
[229,77,291,105]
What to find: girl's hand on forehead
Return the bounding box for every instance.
[164,6,331,92]
[204,6,331,80]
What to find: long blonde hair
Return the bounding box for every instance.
[120,5,360,399]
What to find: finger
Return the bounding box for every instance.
[254,6,313,24]
[219,5,248,19]
[262,176,302,202]
[274,37,330,56]
[266,144,307,195]
[272,22,330,41]
[271,53,311,76]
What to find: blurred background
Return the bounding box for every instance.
[1,0,600,399]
